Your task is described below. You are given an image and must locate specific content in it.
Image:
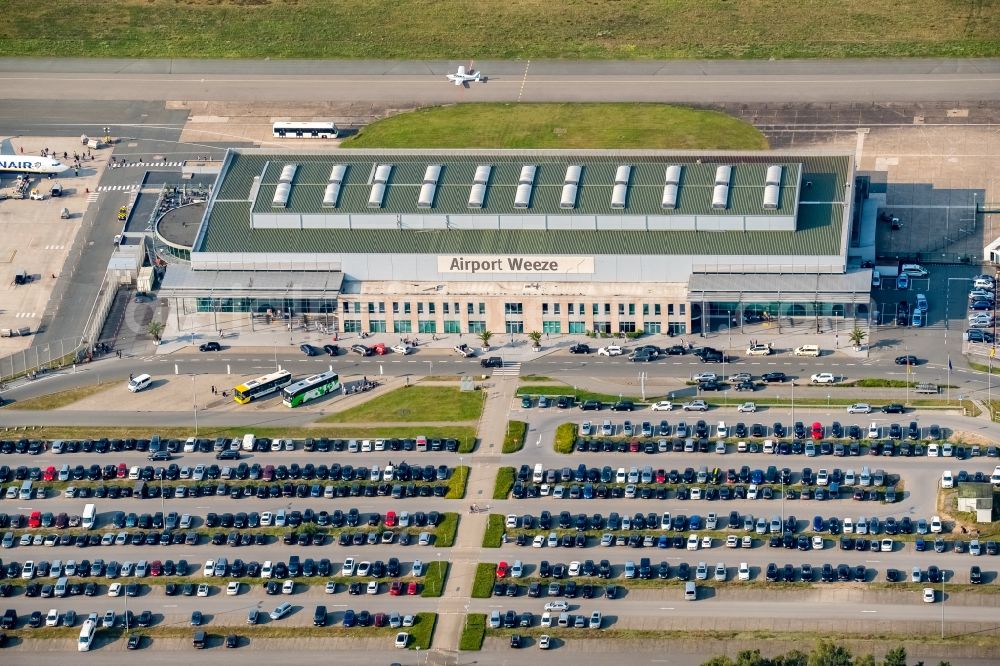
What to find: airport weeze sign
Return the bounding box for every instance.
[438,255,594,275]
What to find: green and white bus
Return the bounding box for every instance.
[281,370,340,408]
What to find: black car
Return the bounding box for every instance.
[480,356,503,368]
[299,343,319,356]
[322,344,340,356]
[881,403,905,414]
[894,355,918,365]
[699,380,726,392]
[569,344,591,354]
[761,372,787,383]
[580,400,601,411]
[199,341,222,352]
[611,400,634,412]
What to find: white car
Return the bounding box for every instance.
[737,402,757,413]
[391,344,411,355]
[227,581,241,596]
[923,588,935,603]
[687,534,700,550]
[203,559,215,577]
[847,403,872,414]
[511,560,524,578]
[367,580,379,595]
[941,471,954,489]
[746,344,771,356]
[539,635,551,650]
[394,632,409,649]
[738,562,750,581]
[597,345,623,356]
[46,608,60,627]
[197,583,210,597]
[930,516,943,533]
[325,581,337,594]
[726,535,739,548]
[650,400,675,412]
[282,579,295,594]
[532,535,545,548]
[812,536,824,550]
[544,601,569,612]
[990,465,1000,485]
[810,372,837,384]
[341,558,356,577]
[108,583,122,597]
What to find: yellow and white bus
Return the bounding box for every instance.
[233,370,292,405]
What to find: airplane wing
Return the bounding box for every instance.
[455,65,466,77]
[454,79,463,86]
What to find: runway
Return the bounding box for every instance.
[1,58,998,103]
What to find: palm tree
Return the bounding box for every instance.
[147,321,164,342]
[848,326,866,349]
[477,330,493,350]
[528,330,543,349]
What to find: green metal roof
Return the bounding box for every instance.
[199,150,850,257]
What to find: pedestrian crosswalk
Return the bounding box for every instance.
[493,362,522,376]
[14,312,37,318]
[86,192,99,203]
[43,245,65,250]
[96,184,141,192]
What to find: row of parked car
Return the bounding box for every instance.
[0,435,459,456]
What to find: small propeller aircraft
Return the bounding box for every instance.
[446,62,483,87]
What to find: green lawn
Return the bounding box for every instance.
[503,420,527,454]
[471,563,497,598]
[6,2,996,59]
[517,384,643,404]
[446,466,470,500]
[554,422,577,454]
[459,613,486,651]
[492,467,515,500]
[345,104,766,150]
[420,561,450,598]
[434,512,460,547]
[483,513,505,548]
[321,385,484,423]
[407,612,437,650]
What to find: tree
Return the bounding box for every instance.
[856,655,877,666]
[882,646,907,666]
[776,650,809,666]
[147,321,164,341]
[848,326,866,349]
[808,641,854,666]
[477,330,493,348]
[527,330,543,349]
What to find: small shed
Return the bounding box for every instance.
[957,483,995,523]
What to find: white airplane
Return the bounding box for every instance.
[0,155,69,175]
[446,62,483,87]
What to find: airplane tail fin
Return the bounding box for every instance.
[0,137,14,154]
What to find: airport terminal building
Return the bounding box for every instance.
[160,149,871,337]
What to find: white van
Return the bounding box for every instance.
[793,344,821,357]
[127,373,152,393]
[533,464,544,484]
[54,576,68,597]
[242,434,256,451]
[684,581,697,600]
[78,618,97,651]
[901,263,928,277]
[128,465,140,480]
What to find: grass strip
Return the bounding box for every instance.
[407,612,436,649]
[502,420,527,454]
[320,385,484,423]
[433,512,459,547]
[517,384,642,404]
[482,513,505,548]
[3,383,113,410]
[446,465,469,499]
[458,613,486,651]
[471,563,496,598]
[420,561,449,598]
[346,103,766,150]
[492,467,515,500]
[554,422,576,454]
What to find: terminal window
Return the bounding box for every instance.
[394,320,412,334]
[504,302,524,315]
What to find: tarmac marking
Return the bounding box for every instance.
[14,312,37,318]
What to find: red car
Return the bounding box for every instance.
[656,469,667,483]
[28,511,42,528]
[389,581,403,596]
[406,581,419,595]
[373,343,388,355]
[496,561,508,578]
[384,511,397,527]
[117,463,128,479]
[811,422,824,440]
[629,439,640,453]
[150,560,163,576]
[42,466,56,481]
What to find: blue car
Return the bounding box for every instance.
[688,515,703,530]
[812,515,826,532]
